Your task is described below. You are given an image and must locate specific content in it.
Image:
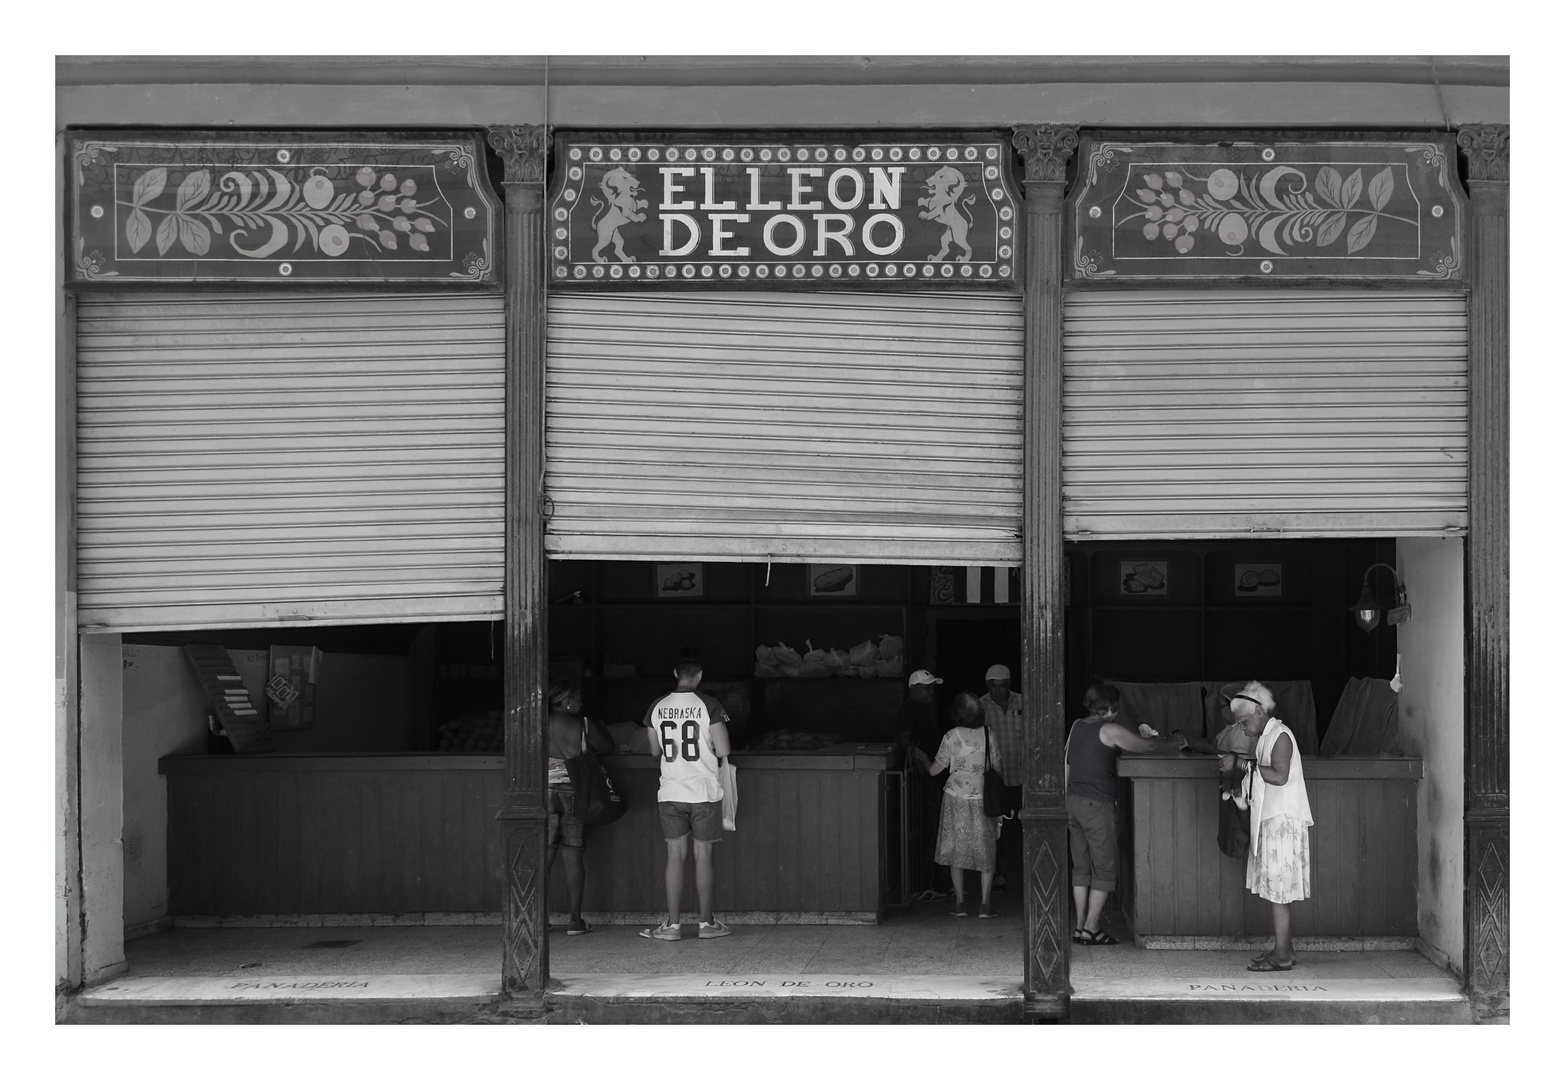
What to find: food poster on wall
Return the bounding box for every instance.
[1119,560,1168,596]
[808,564,857,597]
[1234,563,1283,596]
[655,563,704,597]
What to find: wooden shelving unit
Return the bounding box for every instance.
[547,560,915,740]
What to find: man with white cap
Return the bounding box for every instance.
[981,663,1025,891]
[898,669,944,758]
[899,669,946,897]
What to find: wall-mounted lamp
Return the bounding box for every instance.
[1350,562,1412,633]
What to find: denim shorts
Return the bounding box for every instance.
[658,800,724,843]
[546,785,588,849]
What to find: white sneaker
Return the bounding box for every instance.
[698,919,732,939]
[639,922,681,941]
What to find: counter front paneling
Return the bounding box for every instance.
[161,747,897,920]
[160,754,505,917]
[553,749,894,919]
[1117,755,1422,940]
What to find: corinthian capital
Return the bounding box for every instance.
[488,125,551,185]
[1011,125,1079,184]
[1457,125,1509,183]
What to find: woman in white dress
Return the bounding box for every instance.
[1221,681,1313,973]
[911,692,1000,919]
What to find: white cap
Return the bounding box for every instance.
[985,664,1011,683]
[908,669,943,687]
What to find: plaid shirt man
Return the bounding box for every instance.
[980,689,1025,787]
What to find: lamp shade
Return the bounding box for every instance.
[1351,581,1381,633]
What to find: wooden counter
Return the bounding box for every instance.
[160,748,898,920]
[558,749,896,919]
[1116,755,1422,940]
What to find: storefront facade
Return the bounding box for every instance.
[55,57,1509,1022]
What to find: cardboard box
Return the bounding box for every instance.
[267,645,322,730]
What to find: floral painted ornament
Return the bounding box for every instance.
[1071,140,1464,281]
[69,133,497,283]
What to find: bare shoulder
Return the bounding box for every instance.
[1098,720,1130,745]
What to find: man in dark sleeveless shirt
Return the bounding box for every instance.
[1067,683,1182,945]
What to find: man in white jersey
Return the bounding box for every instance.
[639,648,733,941]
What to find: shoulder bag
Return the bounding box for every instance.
[566,720,628,826]
[982,729,1019,817]
[1215,762,1250,859]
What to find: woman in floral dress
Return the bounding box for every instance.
[911,691,999,918]
[1221,681,1313,972]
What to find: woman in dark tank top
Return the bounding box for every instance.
[1067,708,1123,801]
[1066,684,1184,945]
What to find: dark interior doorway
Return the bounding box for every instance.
[929,613,1022,721]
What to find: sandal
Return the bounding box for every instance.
[1079,928,1118,945]
[1246,957,1294,972]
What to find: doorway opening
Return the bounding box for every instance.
[544,558,1023,983]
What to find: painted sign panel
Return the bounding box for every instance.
[549,136,1020,287]
[68,132,498,284]
[1071,140,1464,281]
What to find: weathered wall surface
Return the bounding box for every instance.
[1396,537,1465,974]
[79,633,125,984]
[120,645,209,932]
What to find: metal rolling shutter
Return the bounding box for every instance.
[545,291,1024,564]
[76,292,505,632]
[1062,290,1468,539]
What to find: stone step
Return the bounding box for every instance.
[547,973,1025,1024]
[64,973,524,1024]
[1069,975,1470,1024]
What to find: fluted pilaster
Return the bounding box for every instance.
[1458,124,1508,1023]
[1013,123,1077,1015]
[489,124,551,997]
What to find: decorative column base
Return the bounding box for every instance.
[1465,809,1509,1023]
[500,812,549,999]
[1022,807,1070,1017]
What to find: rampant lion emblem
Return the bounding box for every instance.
[917,165,978,263]
[589,166,648,264]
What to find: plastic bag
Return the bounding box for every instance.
[848,639,878,666]
[822,648,850,673]
[878,634,904,660]
[799,661,831,678]
[720,761,738,831]
[773,642,803,666]
[876,656,903,678]
[755,644,777,665]
[779,663,802,678]
[801,640,826,664]
[856,664,878,679]
[754,662,779,678]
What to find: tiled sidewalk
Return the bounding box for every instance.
[103,895,1464,1023]
[121,893,1023,979]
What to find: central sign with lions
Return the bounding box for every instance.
[548,135,1021,287]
